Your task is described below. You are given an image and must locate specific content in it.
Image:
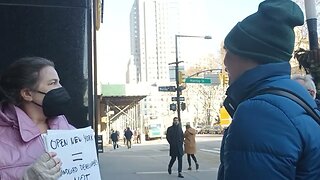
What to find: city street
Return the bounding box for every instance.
[98,135,222,180]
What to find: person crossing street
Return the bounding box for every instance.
[166,117,184,178]
[184,124,199,171]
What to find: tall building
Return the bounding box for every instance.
[128,0,212,133]
[129,0,180,84]
[128,0,182,133]
[126,56,137,83]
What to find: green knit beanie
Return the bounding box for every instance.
[224,0,304,63]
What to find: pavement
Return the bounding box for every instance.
[104,134,222,147]
[98,135,222,180]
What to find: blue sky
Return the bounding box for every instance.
[97,0,264,83]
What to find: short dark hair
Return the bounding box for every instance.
[0,57,55,105]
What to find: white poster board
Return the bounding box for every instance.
[42,127,101,180]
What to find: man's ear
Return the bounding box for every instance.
[311,91,316,99]
[20,88,33,102]
[308,89,316,99]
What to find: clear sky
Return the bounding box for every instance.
[97,0,264,84]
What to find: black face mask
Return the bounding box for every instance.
[32,87,72,117]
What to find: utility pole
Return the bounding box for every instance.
[175,35,182,123]
[170,34,212,123]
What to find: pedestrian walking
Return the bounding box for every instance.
[166,117,184,178]
[123,128,127,145]
[184,124,199,171]
[218,0,320,179]
[136,128,141,144]
[134,129,137,144]
[124,127,133,149]
[111,130,119,150]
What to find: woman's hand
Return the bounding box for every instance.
[23,152,62,180]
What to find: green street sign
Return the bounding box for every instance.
[185,78,211,84]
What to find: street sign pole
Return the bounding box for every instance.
[175,35,182,123]
[171,34,212,123]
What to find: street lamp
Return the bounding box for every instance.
[172,34,212,123]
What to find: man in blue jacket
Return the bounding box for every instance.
[218,0,320,179]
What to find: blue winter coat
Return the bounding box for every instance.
[218,63,320,180]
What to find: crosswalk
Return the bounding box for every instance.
[200,148,220,154]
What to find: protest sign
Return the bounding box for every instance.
[42,127,101,180]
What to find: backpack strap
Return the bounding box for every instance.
[249,87,320,126]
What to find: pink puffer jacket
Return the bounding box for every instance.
[0,103,75,179]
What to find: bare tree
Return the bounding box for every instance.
[182,53,226,125]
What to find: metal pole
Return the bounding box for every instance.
[175,35,182,123]
[187,68,222,78]
[173,34,212,123]
[304,0,319,92]
[304,0,319,50]
[92,0,99,155]
[87,0,94,129]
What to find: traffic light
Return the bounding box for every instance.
[177,85,185,96]
[219,73,224,85]
[181,102,186,111]
[219,73,229,86]
[178,71,185,84]
[223,74,229,86]
[170,103,177,111]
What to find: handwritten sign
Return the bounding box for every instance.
[42,127,101,180]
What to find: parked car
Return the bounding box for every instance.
[198,125,223,134]
[198,126,213,134]
[212,124,223,134]
[195,125,203,134]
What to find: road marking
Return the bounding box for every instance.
[200,148,220,154]
[136,168,218,174]
[136,171,168,174]
[106,154,168,158]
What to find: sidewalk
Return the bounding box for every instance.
[99,139,219,180]
[105,134,222,149]
[103,134,222,153]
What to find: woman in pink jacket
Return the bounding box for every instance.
[0,57,75,179]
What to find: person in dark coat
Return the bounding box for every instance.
[218,0,320,179]
[124,127,133,149]
[110,130,119,150]
[166,117,184,178]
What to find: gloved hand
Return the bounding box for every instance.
[23,152,62,180]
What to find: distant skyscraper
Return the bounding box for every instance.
[128,0,183,128]
[129,0,180,84]
[127,0,215,129]
[126,56,137,84]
